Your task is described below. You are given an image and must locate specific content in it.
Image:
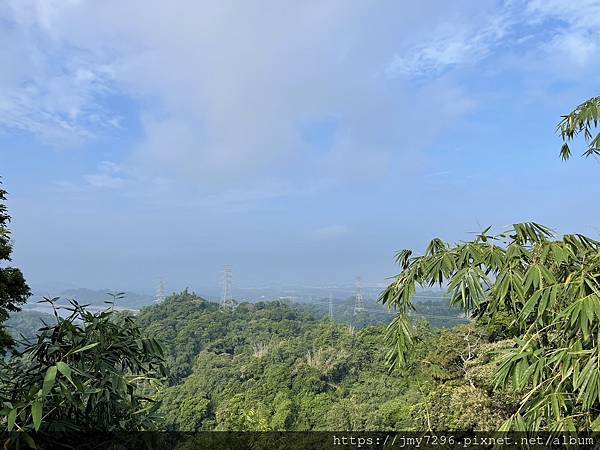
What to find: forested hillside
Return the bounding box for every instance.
[304,294,468,329]
[136,291,517,431]
[5,310,55,351]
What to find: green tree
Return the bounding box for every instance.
[558,96,600,160]
[150,295,446,431]
[0,298,166,432]
[381,223,600,430]
[0,179,31,353]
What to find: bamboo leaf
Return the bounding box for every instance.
[31,400,42,431]
[42,366,57,396]
[7,408,17,431]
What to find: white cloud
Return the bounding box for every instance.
[549,31,598,66]
[384,0,600,79]
[0,2,119,145]
[1,1,482,185]
[82,174,126,190]
[54,161,129,192]
[525,0,600,29]
[525,0,600,67]
[3,0,599,189]
[384,7,517,78]
[385,14,512,78]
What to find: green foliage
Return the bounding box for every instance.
[0,298,166,432]
[0,179,31,353]
[143,293,511,431]
[136,291,319,383]
[409,325,518,431]
[558,96,600,160]
[5,309,56,352]
[0,289,513,432]
[381,222,600,430]
[143,296,408,430]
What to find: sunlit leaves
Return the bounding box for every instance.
[56,361,74,387]
[382,222,600,430]
[558,96,600,160]
[0,299,166,432]
[394,249,413,270]
[42,366,57,396]
[448,265,489,311]
[384,315,414,368]
[511,223,553,245]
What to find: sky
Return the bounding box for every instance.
[1,0,600,294]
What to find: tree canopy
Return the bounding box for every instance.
[137,292,515,431]
[0,179,31,353]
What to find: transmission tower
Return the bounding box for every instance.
[353,276,365,315]
[329,293,333,320]
[155,279,166,303]
[222,265,236,308]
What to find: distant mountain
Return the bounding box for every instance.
[30,281,79,294]
[6,309,57,350]
[22,284,449,311]
[28,288,154,310]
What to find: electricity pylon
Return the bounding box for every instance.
[156,279,166,303]
[222,265,236,308]
[353,276,365,315]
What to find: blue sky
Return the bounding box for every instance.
[1,0,600,294]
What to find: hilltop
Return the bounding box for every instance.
[135,290,514,431]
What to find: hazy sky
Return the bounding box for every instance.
[1,0,600,293]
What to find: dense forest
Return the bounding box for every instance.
[137,292,514,431]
